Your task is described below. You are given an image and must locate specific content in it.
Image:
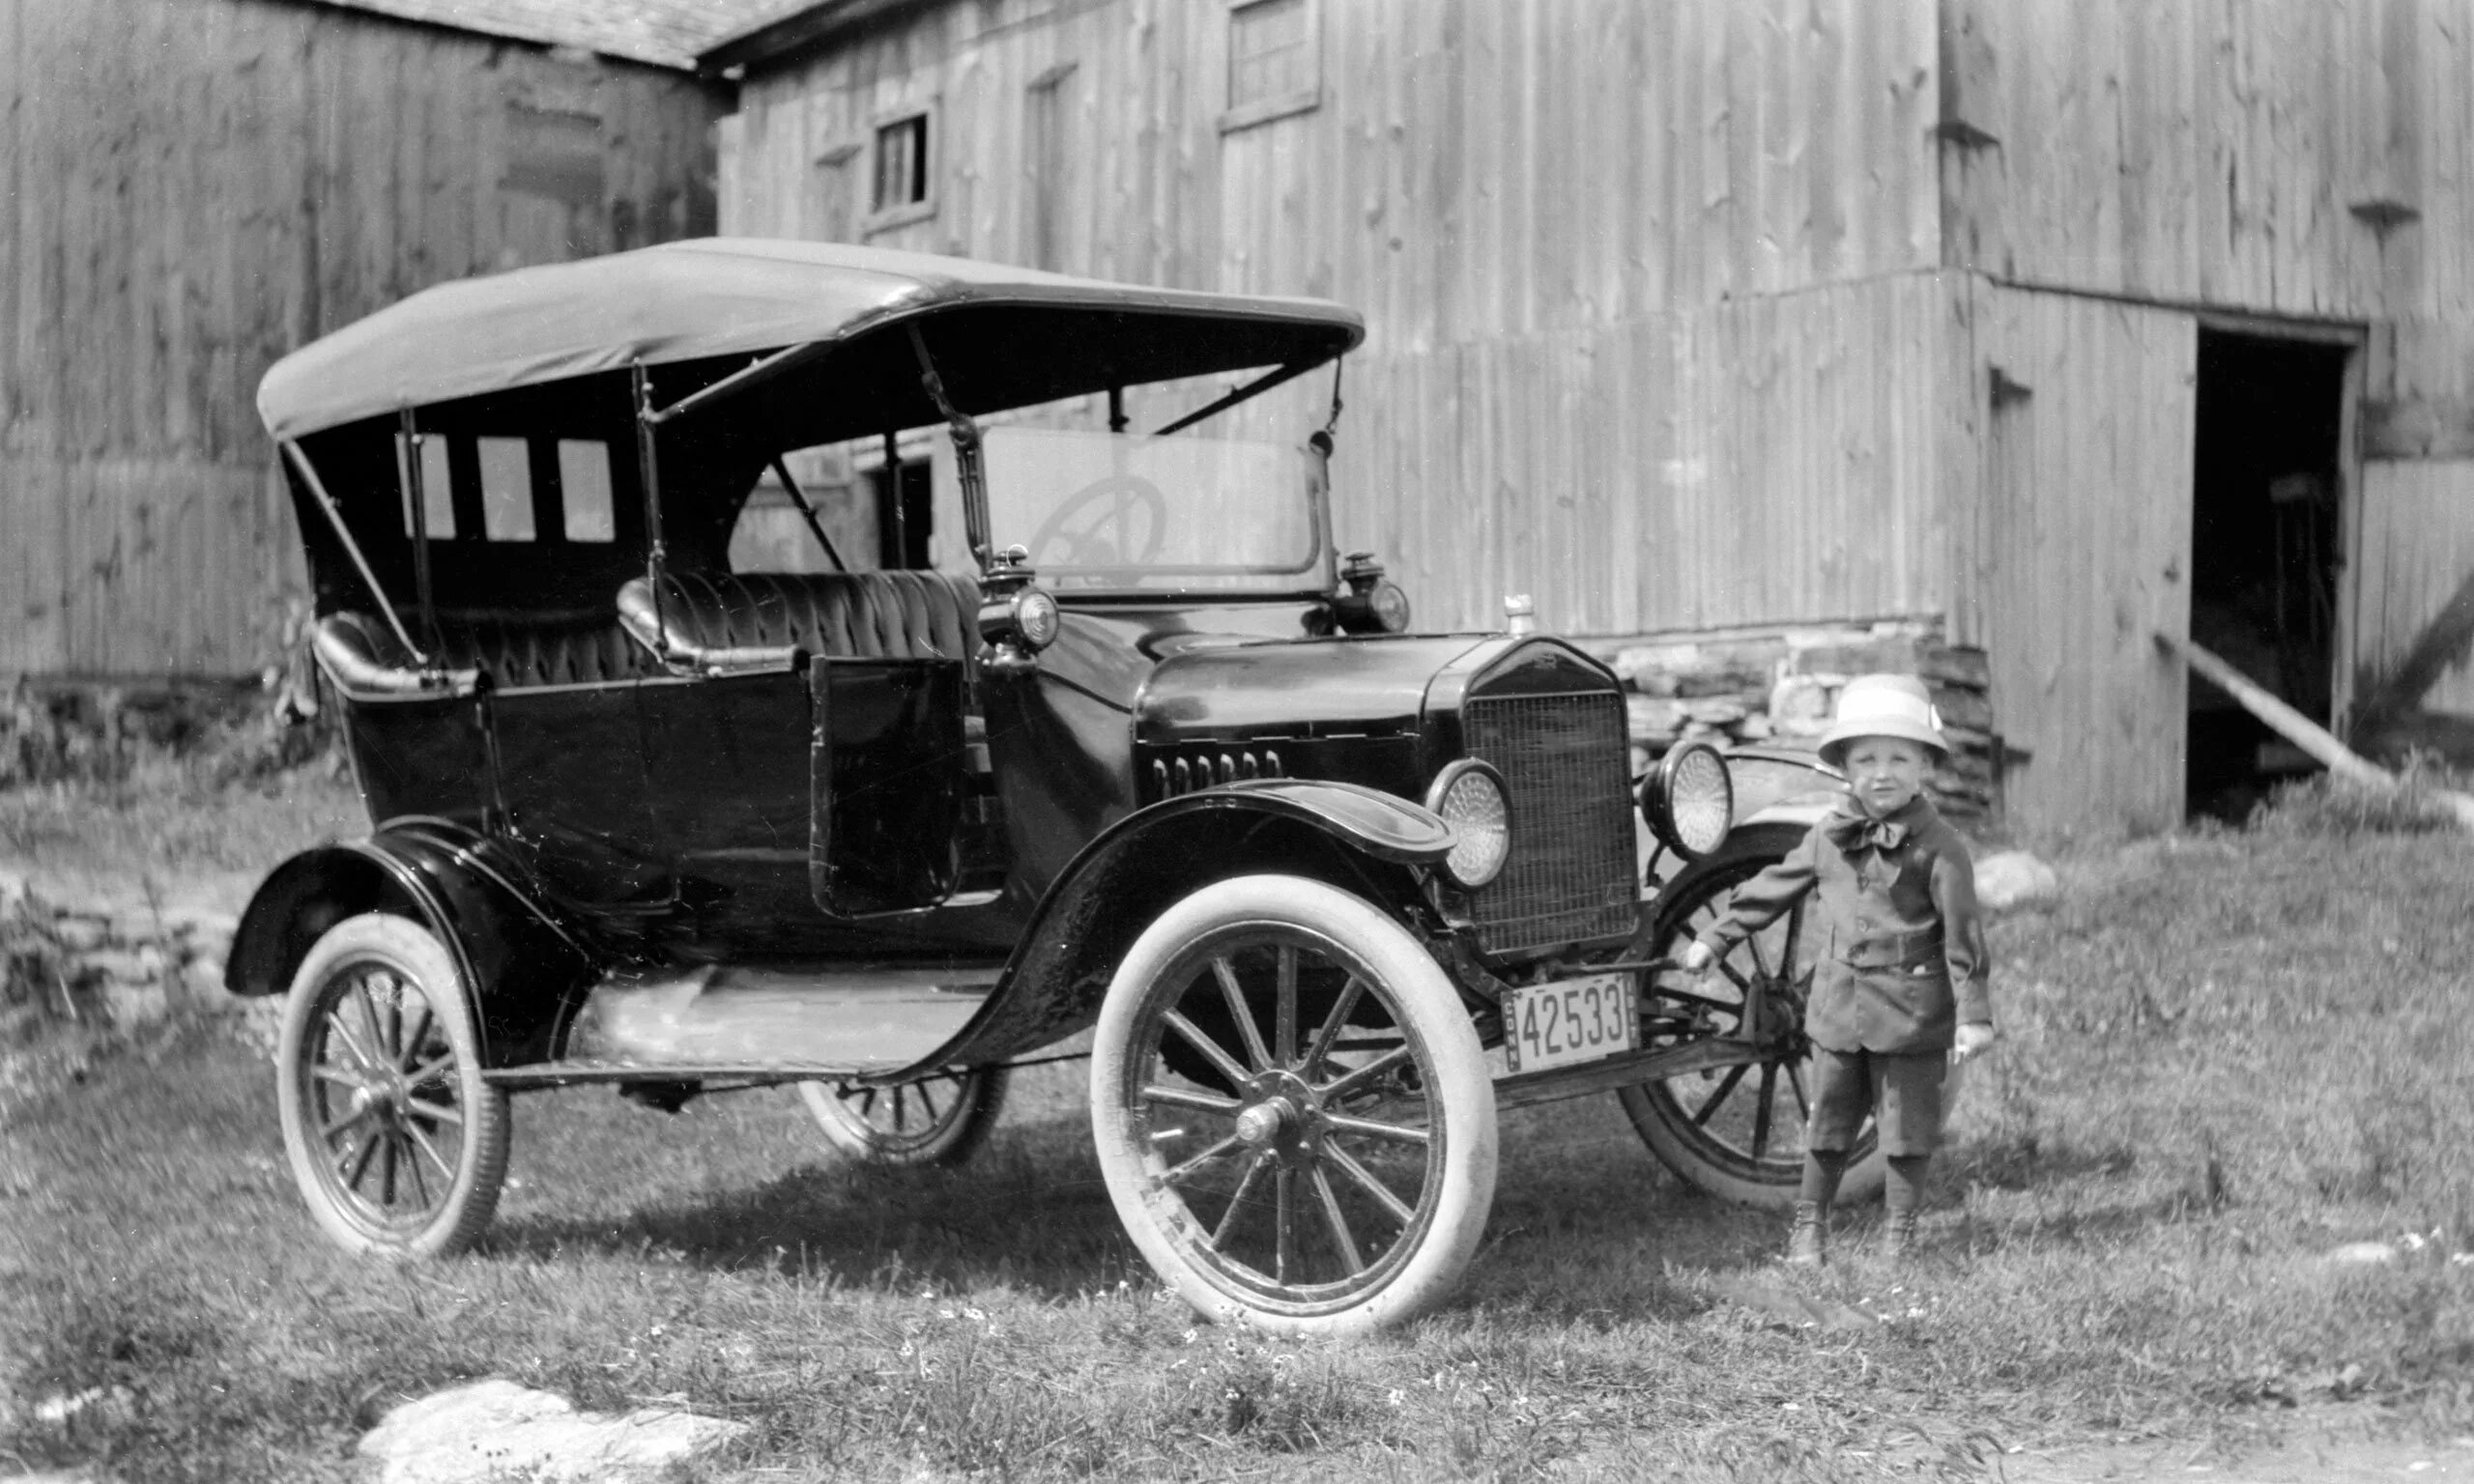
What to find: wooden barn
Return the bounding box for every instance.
[700,0,2474,839]
[0,0,779,684]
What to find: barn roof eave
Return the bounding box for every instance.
[696,0,935,77]
[292,0,795,72]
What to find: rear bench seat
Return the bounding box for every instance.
[310,571,984,699]
[311,609,659,696]
[616,571,983,674]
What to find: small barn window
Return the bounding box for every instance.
[476,437,536,542]
[1223,0,1320,132]
[558,440,617,542]
[868,109,936,231]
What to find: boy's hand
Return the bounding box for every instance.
[1679,941,1714,976]
[1952,1021,1998,1063]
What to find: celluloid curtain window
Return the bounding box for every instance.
[558,440,617,542]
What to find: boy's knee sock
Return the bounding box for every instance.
[1884,1154,1929,1213]
[1800,1149,1850,1208]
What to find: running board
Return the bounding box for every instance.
[1490,1035,1758,1111]
[499,962,999,1086]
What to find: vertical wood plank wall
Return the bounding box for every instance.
[719,0,1952,637]
[1976,286,2198,838]
[1939,0,2472,325]
[1333,274,1962,638]
[2355,460,2474,713]
[0,0,725,678]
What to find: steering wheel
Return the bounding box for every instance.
[1024,473,1167,567]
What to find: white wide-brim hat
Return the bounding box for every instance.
[1817,672,1950,767]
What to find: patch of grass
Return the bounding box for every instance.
[2248,753,2470,839]
[5,816,2471,1479]
[0,761,360,884]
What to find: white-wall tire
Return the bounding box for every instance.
[276,913,509,1258]
[1091,874,1496,1338]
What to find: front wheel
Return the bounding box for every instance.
[276,913,510,1257]
[796,1067,1009,1167]
[1091,875,1497,1338]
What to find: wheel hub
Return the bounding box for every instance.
[1234,1098,1293,1147]
[347,1073,408,1125]
[1235,1072,1321,1160]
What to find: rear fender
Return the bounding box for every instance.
[226,818,592,1066]
[911,780,1453,1073]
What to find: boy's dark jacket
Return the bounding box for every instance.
[1691,794,1992,1054]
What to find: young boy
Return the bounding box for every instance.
[1679,672,1997,1264]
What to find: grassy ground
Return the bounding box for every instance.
[3,774,2471,1481]
[0,754,361,905]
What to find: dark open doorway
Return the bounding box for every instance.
[2185,330,2350,821]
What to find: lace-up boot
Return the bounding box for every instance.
[1785,1201,1827,1267]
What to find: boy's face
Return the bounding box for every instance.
[1843,735,1929,816]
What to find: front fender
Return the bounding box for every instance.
[897,781,1453,1077]
[226,818,593,1066]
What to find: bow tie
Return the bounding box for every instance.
[1824,813,1910,855]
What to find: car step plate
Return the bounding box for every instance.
[561,963,997,1075]
[1501,973,1636,1075]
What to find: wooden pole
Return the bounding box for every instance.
[2155,631,2474,830]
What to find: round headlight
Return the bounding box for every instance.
[1425,759,1511,888]
[1366,581,1411,634]
[1014,587,1061,649]
[1642,742,1733,859]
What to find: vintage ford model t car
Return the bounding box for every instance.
[231,240,1888,1336]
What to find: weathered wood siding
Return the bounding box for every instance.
[725,0,1942,332]
[2353,459,2474,713]
[0,0,724,678]
[1337,272,1968,637]
[1939,0,2469,324]
[718,0,1950,635]
[1975,285,2198,838]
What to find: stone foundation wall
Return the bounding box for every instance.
[1589,620,1999,827]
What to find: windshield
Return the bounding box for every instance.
[983,426,1328,593]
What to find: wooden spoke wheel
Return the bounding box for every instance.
[1092,875,1496,1338]
[1618,823,1962,1209]
[797,1067,1009,1167]
[276,914,509,1257]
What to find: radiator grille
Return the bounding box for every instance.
[1462,690,1637,953]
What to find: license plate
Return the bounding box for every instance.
[1503,973,1636,1074]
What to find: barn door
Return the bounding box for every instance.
[1980,289,2198,839]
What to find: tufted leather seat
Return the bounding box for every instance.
[617,571,984,672]
[312,609,661,696]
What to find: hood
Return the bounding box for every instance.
[1135,634,1493,745]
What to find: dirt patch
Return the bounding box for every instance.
[1999,1424,2474,1482]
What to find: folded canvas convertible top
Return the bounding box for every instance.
[256,239,1365,441]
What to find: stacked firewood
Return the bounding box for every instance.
[1596,623,1999,826]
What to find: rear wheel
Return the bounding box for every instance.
[276,913,509,1257]
[1092,875,1496,1338]
[797,1067,1008,1167]
[1618,825,1964,1209]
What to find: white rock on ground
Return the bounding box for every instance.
[356,1380,748,1484]
[1974,849,2060,911]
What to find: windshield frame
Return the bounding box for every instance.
[974,419,1337,599]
